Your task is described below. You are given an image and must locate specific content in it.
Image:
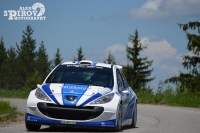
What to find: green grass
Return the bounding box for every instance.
[0,89,29,99]
[136,88,200,108]
[0,100,17,122]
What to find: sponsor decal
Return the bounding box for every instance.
[70,89,77,93]
[4,2,46,20]
[76,119,116,127]
[66,64,103,69]
[63,85,88,90]
[27,116,37,122]
[101,122,115,127]
[101,124,114,127]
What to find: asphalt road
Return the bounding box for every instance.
[1,98,200,133]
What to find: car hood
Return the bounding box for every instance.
[39,83,113,106]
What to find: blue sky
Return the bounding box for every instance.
[1,0,200,90]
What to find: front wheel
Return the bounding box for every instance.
[25,121,41,131]
[115,103,122,131]
[130,102,137,128]
[25,113,41,131]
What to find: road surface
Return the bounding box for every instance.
[1,98,200,133]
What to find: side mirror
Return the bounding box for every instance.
[37,84,41,88]
[122,90,129,95]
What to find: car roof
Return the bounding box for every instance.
[61,60,122,69]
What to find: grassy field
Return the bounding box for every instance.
[136,88,200,108]
[0,89,29,99]
[0,100,18,122]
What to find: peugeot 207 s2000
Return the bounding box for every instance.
[25,60,137,131]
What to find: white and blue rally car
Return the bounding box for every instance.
[25,60,137,131]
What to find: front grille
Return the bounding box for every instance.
[37,102,104,120]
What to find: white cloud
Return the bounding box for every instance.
[140,36,177,65]
[105,43,127,65]
[126,0,200,20]
[105,43,126,53]
[161,65,181,75]
[175,54,183,63]
[139,36,185,77]
[162,0,200,16]
[175,51,196,63]
[99,36,181,68]
[128,0,169,20]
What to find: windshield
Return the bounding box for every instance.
[46,64,114,87]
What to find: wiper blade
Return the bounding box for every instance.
[65,83,91,86]
[45,82,63,83]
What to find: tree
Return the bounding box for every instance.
[35,41,51,80]
[0,37,7,88]
[23,70,42,91]
[15,25,37,89]
[1,46,18,89]
[73,46,85,61]
[166,22,200,93]
[124,29,154,91]
[0,37,7,67]
[53,48,63,67]
[103,50,116,64]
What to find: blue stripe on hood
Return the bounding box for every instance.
[42,83,60,105]
[62,84,89,106]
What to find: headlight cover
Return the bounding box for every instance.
[35,88,51,101]
[90,93,114,104]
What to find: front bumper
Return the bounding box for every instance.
[26,113,116,128]
[26,90,120,128]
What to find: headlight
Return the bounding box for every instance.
[90,93,114,104]
[35,88,51,101]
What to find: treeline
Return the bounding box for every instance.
[0,25,155,92]
[0,25,63,91]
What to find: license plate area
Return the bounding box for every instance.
[61,120,76,125]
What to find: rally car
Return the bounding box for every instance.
[25,60,137,131]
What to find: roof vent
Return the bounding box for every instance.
[80,60,92,65]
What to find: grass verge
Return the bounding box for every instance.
[0,100,18,122]
[0,89,29,99]
[136,88,200,108]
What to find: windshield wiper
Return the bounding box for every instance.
[45,82,63,83]
[64,83,91,86]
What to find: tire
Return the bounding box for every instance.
[25,121,41,131]
[25,114,41,131]
[130,102,137,128]
[115,103,122,131]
